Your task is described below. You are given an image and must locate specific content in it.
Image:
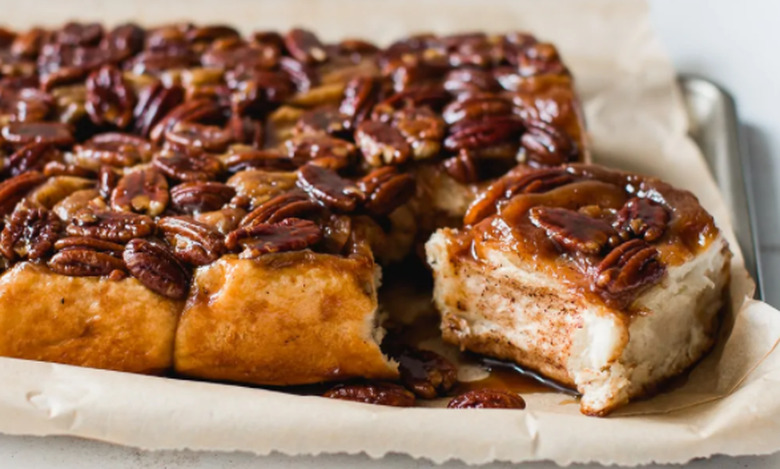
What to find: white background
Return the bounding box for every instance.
[2,0,779,467]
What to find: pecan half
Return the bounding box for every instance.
[148,98,223,145]
[443,115,523,154]
[529,206,618,254]
[49,248,126,277]
[355,120,411,166]
[67,209,154,242]
[0,206,61,261]
[0,87,53,123]
[170,181,235,213]
[239,190,321,227]
[97,165,118,199]
[443,68,500,94]
[110,167,169,216]
[520,120,578,166]
[73,133,155,169]
[0,171,46,216]
[223,148,296,172]
[85,64,136,128]
[123,238,190,299]
[133,82,185,137]
[284,133,356,169]
[397,348,458,399]
[165,121,232,153]
[284,28,328,64]
[296,164,363,212]
[6,142,61,177]
[323,382,415,407]
[447,389,526,409]
[153,148,223,182]
[357,167,416,216]
[339,76,379,128]
[593,238,666,308]
[320,213,352,254]
[615,197,669,242]
[442,95,513,125]
[225,217,322,258]
[158,216,225,266]
[54,236,125,255]
[393,107,445,160]
[1,122,74,147]
[442,150,480,184]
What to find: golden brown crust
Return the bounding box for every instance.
[0,262,181,374]
[174,252,398,385]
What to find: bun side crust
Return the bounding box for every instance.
[0,262,180,374]
[174,252,398,385]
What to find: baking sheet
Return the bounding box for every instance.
[679,75,764,299]
[0,0,779,466]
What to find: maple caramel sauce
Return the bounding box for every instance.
[456,357,580,397]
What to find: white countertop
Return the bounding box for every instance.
[3,1,779,467]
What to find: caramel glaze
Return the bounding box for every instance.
[457,163,719,312]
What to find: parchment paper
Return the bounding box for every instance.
[1,0,778,465]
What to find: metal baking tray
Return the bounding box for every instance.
[679,75,763,299]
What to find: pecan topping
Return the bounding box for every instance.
[285,133,356,168]
[447,389,526,409]
[149,98,223,145]
[165,121,232,153]
[520,120,578,166]
[73,133,155,169]
[1,122,74,147]
[0,206,61,261]
[357,167,416,216]
[225,217,322,258]
[110,167,169,216]
[442,95,513,125]
[0,171,46,216]
[323,382,415,407]
[240,190,321,227]
[54,236,125,255]
[6,142,61,177]
[296,107,349,137]
[594,239,666,308]
[158,216,225,266]
[67,209,154,242]
[396,348,458,399]
[0,88,53,123]
[355,120,411,166]
[393,107,446,160]
[123,238,190,299]
[320,213,352,254]
[85,65,136,128]
[283,28,328,64]
[339,76,379,128]
[464,168,576,224]
[97,165,118,199]
[133,83,185,137]
[223,148,295,172]
[442,150,480,184]
[529,207,618,254]
[153,148,223,182]
[444,115,523,154]
[443,68,500,94]
[49,248,126,277]
[615,197,669,242]
[297,164,363,212]
[170,181,235,214]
